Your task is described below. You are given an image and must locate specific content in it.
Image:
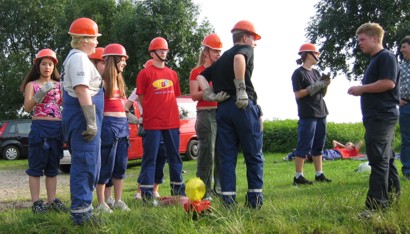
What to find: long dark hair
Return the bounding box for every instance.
[19,57,60,93]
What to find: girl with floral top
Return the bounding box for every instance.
[19,48,68,214]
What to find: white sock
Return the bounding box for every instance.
[316,171,323,176]
[295,173,303,178]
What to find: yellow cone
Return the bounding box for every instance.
[185,177,205,202]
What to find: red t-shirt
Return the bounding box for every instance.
[189,65,217,109]
[334,146,359,158]
[136,65,181,130]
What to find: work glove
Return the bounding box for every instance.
[321,73,331,96]
[81,105,98,142]
[137,117,145,137]
[234,79,248,109]
[202,88,230,102]
[306,77,330,96]
[33,81,55,103]
[126,111,139,124]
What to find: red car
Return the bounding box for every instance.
[60,95,198,173]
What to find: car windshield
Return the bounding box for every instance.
[179,102,196,119]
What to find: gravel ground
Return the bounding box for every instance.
[0,169,70,211]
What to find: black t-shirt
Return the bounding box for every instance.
[200,44,257,102]
[291,66,328,118]
[361,49,400,120]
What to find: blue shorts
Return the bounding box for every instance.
[295,118,326,158]
[26,120,63,177]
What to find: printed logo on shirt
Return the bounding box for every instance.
[152,79,173,90]
[76,71,85,76]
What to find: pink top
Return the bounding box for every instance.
[33,82,62,118]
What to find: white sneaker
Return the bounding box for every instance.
[153,191,161,198]
[106,197,115,209]
[94,202,113,214]
[114,200,130,211]
[134,192,142,200]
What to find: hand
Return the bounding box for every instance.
[33,81,56,103]
[234,79,248,109]
[126,111,139,124]
[137,124,145,137]
[320,73,331,82]
[347,86,363,96]
[202,88,230,102]
[81,105,97,142]
[306,79,328,96]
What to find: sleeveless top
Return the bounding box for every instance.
[104,89,126,112]
[33,82,62,118]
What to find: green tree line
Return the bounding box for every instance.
[0,0,213,119]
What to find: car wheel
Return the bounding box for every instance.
[185,139,198,160]
[2,145,20,160]
[59,165,71,173]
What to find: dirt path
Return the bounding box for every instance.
[0,169,70,211]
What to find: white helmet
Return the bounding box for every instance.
[356,161,371,173]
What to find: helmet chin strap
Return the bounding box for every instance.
[310,52,319,62]
[154,51,167,62]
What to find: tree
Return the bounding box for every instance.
[306,0,410,80]
[116,0,214,94]
[0,0,213,119]
[0,0,66,119]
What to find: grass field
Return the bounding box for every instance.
[0,153,409,234]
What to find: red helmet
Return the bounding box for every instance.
[68,17,101,37]
[231,20,261,40]
[143,59,154,68]
[298,43,319,55]
[102,43,128,59]
[148,37,168,51]
[34,48,58,64]
[202,33,223,50]
[88,47,104,61]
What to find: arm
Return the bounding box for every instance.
[189,79,203,101]
[74,85,93,105]
[332,140,345,148]
[197,75,210,91]
[355,140,363,152]
[23,82,36,113]
[294,89,310,100]
[348,79,395,96]
[233,54,246,82]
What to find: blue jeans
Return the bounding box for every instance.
[138,129,185,198]
[399,104,410,175]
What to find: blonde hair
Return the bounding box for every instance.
[70,36,84,49]
[356,22,384,42]
[196,47,209,66]
[70,36,95,49]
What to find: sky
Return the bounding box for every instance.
[193,0,363,123]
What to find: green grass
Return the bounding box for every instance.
[0,158,27,170]
[0,154,409,234]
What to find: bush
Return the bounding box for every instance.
[263,119,401,153]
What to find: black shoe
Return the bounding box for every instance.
[49,198,69,212]
[315,174,332,182]
[293,176,313,185]
[32,200,48,214]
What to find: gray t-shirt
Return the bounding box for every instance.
[62,49,102,98]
